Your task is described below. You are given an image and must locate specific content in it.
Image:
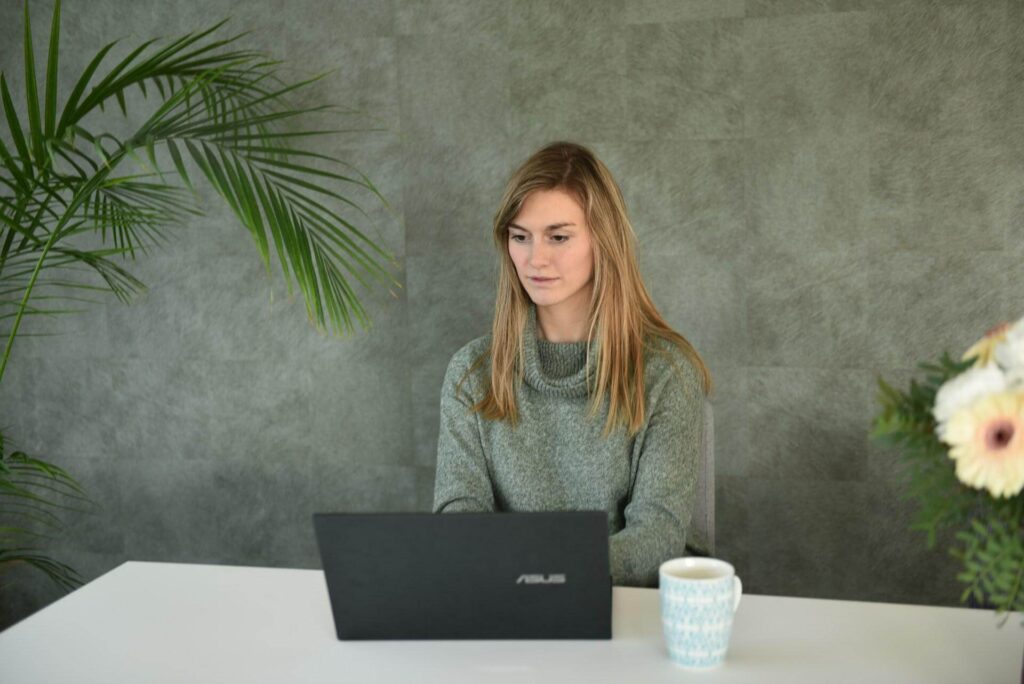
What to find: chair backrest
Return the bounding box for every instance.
[687,401,715,557]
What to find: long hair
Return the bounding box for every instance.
[458,141,713,438]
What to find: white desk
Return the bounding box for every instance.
[0,561,1020,683]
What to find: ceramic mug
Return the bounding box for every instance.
[658,557,743,669]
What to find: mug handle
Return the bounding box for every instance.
[733,576,743,612]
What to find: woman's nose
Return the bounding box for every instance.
[528,243,551,267]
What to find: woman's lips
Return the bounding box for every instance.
[529,277,557,285]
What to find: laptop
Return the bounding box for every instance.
[313,511,611,640]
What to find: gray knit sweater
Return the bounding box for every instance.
[431,303,704,587]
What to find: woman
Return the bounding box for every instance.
[431,141,713,587]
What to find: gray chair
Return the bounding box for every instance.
[685,401,715,557]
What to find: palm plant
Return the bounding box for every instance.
[0,429,89,592]
[0,0,401,591]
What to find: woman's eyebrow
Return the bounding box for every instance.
[508,222,576,231]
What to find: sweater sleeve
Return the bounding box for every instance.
[431,348,497,514]
[608,356,704,586]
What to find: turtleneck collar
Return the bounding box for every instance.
[522,303,600,398]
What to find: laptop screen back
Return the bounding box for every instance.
[313,511,611,640]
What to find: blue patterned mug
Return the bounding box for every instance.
[658,557,743,669]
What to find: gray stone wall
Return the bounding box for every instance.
[1,0,1021,629]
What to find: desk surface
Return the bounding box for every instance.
[0,561,1021,683]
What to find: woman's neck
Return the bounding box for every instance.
[535,301,591,343]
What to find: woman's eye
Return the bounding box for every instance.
[509,234,568,243]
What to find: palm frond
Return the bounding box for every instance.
[0,0,403,594]
[0,430,93,592]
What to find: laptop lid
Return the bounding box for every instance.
[313,511,611,640]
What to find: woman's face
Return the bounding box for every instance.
[507,188,595,316]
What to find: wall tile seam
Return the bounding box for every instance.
[742,9,874,26]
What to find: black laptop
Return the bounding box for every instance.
[312,511,611,640]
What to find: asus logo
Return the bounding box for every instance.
[516,573,566,585]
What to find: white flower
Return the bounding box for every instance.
[934,364,1008,440]
[994,315,1024,378]
[1006,366,1024,391]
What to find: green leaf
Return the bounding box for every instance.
[143,139,164,182]
[80,37,160,111]
[1,74,33,179]
[114,89,128,117]
[55,40,117,136]
[970,519,989,538]
[225,152,267,262]
[22,0,45,164]
[165,139,192,191]
[42,0,61,139]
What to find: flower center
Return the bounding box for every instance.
[984,419,1015,451]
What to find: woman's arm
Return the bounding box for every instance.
[432,350,497,513]
[608,357,704,586]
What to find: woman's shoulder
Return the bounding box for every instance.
[443,334,492,397]
[643,334,703,399]
[447,334,491,372]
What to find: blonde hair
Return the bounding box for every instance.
[458,141,713,438]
